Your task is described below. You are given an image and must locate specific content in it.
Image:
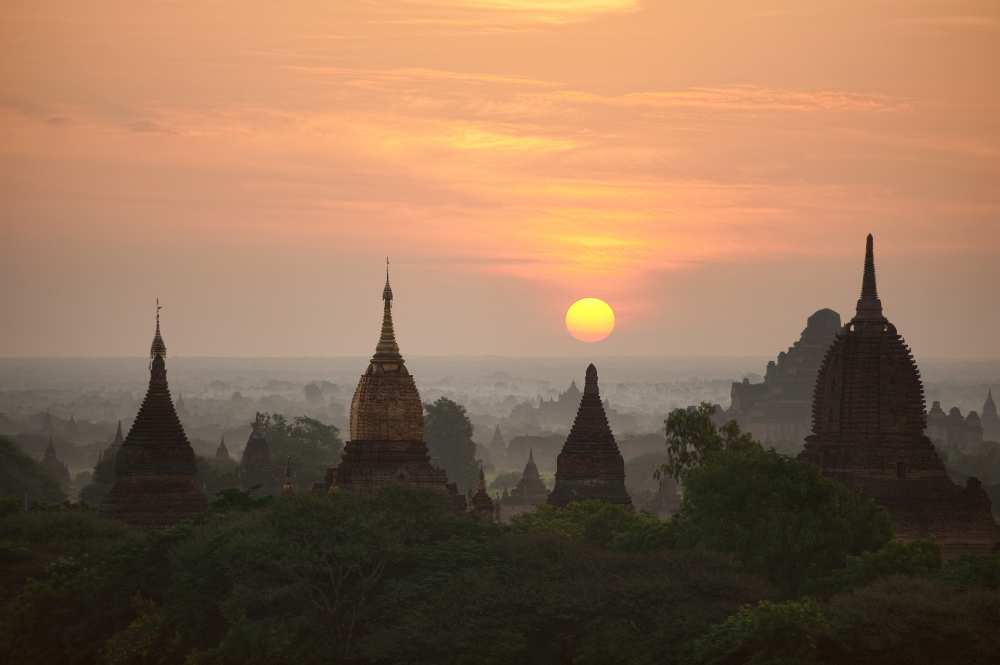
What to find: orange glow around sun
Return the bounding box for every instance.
[565,298,615,343]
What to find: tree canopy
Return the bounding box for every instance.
[663,405,893,593]
[423,397,479,492]
[0,436,66,507]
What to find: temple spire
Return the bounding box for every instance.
[855,234,884,321]
[584,363,599,397]
[374,258,401,360]
[113,420,124,446]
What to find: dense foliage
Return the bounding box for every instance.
[423,397,480,492]
[0,436,66,506]
[664,406,893,593]
[2,409,998,664]
[0,490,766,664]
[253,414,342,492]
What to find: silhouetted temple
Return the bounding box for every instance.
[801,235,998,555]
[41,436,71,488]
[215,435,232,462]
[487,424,507,466]
[499,449,549,521]
[725,309,842,453]
[983,390,1000,442]
[328,264,462,504]
[240,413,273,492]
[468,466,497,520]
[927,393,1000,453]
[100,306,207,527]
[548,364,631,508]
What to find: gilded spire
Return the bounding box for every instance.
[373,258,401,361]
[855,234,884,321]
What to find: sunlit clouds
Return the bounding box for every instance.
[1,1,999,357]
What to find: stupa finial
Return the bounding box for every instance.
[150,298,167,359]
[374,259,401,360]
[856,234,884,321]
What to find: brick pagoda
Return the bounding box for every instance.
[548,364,631,507]
[801,235,998,555]
[100,304,206,527]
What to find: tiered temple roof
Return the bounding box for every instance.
[725,308,841,452]
[329,262,462,504]
[503,449,549,507]
[548,364,631,507]
[240,413,273,492]
[981,390,1000,442]
[41,436,71,488]
[801,235,998,555]
[468,466,496,520]
[215,435,232,462]
[100,304,206,527]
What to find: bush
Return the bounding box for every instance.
[672,446,892,593]
[510,501,673,553]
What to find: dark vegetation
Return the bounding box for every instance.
[0,436,66,506]
[424,397,480,492]
[1,411,998,663]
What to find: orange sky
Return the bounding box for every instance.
[2,1,998,358]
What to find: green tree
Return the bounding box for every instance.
[806,540,942,597]
[663,403,758,481]
[510,500,673,553]
[423,397,479,492]
[260,414,342,491]
[674,446,891,593]
[663,408,892,593]
[687,577,1000,665]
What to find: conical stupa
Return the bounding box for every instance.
[548,364,631,507]
[100,302,207,526]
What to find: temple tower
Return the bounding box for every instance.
[468,466,496,520]
[801,235,998,555]
[726,308,841,453]
[215,435,232,462]
[548,364,631,507]
[41,436,71,489]
[240,413,273,493]
[499,449,550,521]
[329,262,461,503]
[982,390,1000,442]
[100,303,207,527]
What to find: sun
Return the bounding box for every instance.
[565,298,616,343]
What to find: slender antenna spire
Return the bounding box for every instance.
[855,234,884,321]
[150,298,167,360]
